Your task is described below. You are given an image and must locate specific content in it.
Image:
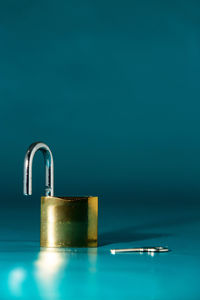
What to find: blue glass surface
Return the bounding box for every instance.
[1,199,200,300]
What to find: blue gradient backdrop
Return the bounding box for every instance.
[0,0,199,235]
[0,0,200,230]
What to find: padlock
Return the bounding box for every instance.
[23,142,98,247]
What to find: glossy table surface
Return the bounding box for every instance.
[1,198,200,300]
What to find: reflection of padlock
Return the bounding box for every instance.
[23,142,98,247]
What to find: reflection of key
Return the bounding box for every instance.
[110,246,169,254]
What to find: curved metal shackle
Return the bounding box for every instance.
[23,142,54,197]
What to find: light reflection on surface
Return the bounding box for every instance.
[34,248,70,299]
[8,267,26,297]
[149,252,155,257]
[35,248,67,277]
[34,247,97,299]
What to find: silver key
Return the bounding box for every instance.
[110,246,169,254]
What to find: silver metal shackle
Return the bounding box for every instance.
[23,142,54,197]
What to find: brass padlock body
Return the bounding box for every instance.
[40,196,98,247]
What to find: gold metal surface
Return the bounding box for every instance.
[40,196,98,248]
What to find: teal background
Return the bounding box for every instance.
[0,0,200,299]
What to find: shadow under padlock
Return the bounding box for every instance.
[23,142,98,248]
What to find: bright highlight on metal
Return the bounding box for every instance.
[110,246,169,254]
[23,142,54,197]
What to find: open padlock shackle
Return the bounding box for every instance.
[23,142,54,197]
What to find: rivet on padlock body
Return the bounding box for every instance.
[23,142,98,248]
